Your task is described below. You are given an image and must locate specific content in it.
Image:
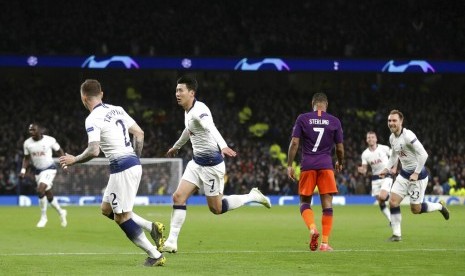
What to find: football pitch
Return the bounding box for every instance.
[0,204,463,275]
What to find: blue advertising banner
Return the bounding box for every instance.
[1,55,464,73]
[1,195,463,206]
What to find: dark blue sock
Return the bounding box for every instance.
[173,205,187,210]
[221,198,229,214]
[119,219,143,240]
[420,202,428,213]
[390,206,401,214]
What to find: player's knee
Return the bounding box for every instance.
[100,204,114,219]
[208,206,222,215]
[410,205,421,214]
[101,209,115,220]
[172,192,186,205]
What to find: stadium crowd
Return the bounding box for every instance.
[1,1,464,197]
[1,1,464,59]
[1,70,464,197]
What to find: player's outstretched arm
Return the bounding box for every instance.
[166,147,179,157]
[59,141,100,168]
[221,147,236,158]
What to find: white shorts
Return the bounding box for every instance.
[35,169,57,191]
[182,160,225,196]
[102,165,142,214]
[371,177,393,197]
[391,174,428,204]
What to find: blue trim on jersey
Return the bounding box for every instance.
[109,155,141,174]
[34,164,57,175]
[94,102,107,109]
[372,174,391,181]
[399,167,428,180]
[193,152,223,166]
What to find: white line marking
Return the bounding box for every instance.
[1,248,464,256]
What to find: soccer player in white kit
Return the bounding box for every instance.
[357,131,392,223]
[19,123,67,228]
[59,79,166,267]
[380,110,449,242]
[161,75,271,253]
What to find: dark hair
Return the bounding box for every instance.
[81,79,102,97]
[177,75,198,92]
[367,131,377,136]
[312,92,328,104]
[28,122,45,134]
[389,109,404,121]
[29,122,40,129]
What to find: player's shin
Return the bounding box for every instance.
[166,205,186,243]
[420,202,443,213]
[321,208,333,244]
[38,195,47,216]
[132,212,152,231]
[390,206,402,236]
[119,219,162,258]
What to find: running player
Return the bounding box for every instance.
[59,79,166,266]
[357,131,392,223]
[161,75,271,254]
[380,109,449,242]
[20,123,67,228]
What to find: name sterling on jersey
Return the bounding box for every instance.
[308,119,329,125]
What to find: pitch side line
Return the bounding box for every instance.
[2,248,465,256]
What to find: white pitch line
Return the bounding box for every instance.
[1,248,465,256]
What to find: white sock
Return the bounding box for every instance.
[382,206,391,222]
[132,231,162,259]
[132,212,152,231]
[424,202,443,212]
[49,197,63,214]
[167,208,186,243]
[39,197,47,217]
[390,213,402,237]
[223,194,250,211]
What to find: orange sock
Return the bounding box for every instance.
[300,203,315,230]
[321,208,333,244]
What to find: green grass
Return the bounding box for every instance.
[0,204,464,275]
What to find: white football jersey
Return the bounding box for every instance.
[174,100,228,165]
[387,128,428,173]
[23,135,60,170]
[85,103,136,161]
[361,144,391,175]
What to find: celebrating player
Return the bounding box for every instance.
[357,131,392,224]
[287,92,344,252]
[20,123,68,228]
[380,109,449,242]
[59,79,166,266]
[161,75,271,254]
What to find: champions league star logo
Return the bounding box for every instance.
[81,55,140,69]
[234,58,290,71]
[381,60,435,73]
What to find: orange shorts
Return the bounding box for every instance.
[299,169,338,196]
